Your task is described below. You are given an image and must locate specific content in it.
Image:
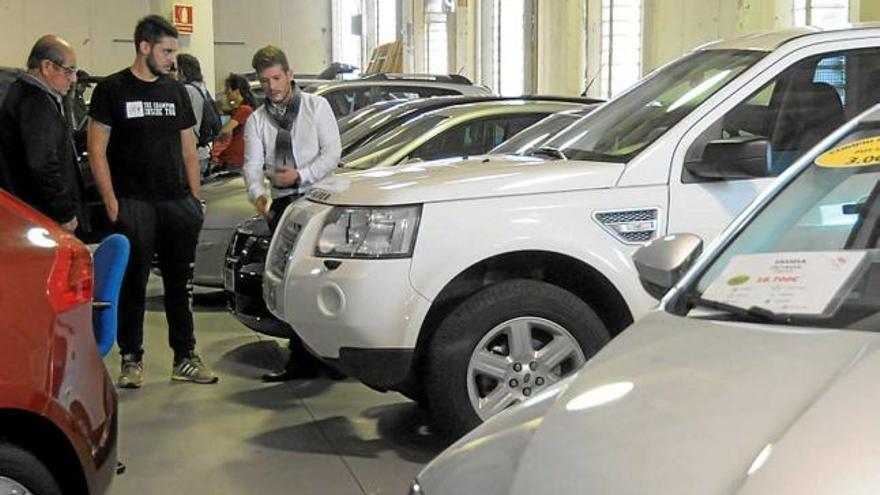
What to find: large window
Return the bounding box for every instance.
[493,0,525,95]
[794,0,849,28]
[376,0,398,45]
[600,0,643,98]
[333,0,399,72]
[425,0,449,74]
[332,0,364,69]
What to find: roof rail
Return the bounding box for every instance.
[359,73,475,85]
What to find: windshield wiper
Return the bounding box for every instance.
[688,295,792,324]
[528,146,568,160]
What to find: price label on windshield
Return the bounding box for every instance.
[816,136,880,168]
[702,251,868,316]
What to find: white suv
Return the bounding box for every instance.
[265,26,880,438]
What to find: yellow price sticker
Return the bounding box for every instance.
[816,136,880,168]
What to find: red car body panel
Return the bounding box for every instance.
[0,190,117,494]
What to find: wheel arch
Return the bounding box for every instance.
[0,408,88,495]
[406,250,634,391]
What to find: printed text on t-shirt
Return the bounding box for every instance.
[125,101,178,119]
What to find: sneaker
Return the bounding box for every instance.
[118,354,144,389]
[172,353,219,384]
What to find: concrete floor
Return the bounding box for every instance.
[104,279,449,495]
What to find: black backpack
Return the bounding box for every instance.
[188,83,222,147]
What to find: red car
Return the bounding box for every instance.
[0,190,117,495]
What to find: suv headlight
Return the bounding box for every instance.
[316,205,421,258]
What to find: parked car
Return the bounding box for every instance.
[487,106,596,156]
[340,99,586,169]
[0,190,118,495]
[336,98,406,135]
[263,26,880,438]
[197,98,583,288]
[340,95,600,156]
[225,104,601,337]
[411,102,880,495]
[223,214,284,336]
[310,73,493,118]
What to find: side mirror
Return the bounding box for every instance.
[686,137,772,179]
[633,233,703,300]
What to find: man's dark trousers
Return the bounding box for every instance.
[115,195,204,361]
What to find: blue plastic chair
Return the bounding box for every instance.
[92,234,130,357]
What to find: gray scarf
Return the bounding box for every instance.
[264,86,302,168]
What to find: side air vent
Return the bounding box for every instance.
[593,208,660,245]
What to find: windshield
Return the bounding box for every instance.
[545,50,765,162]
[490,111,581,156]
[680,126,880,329]
[341,114,449,170]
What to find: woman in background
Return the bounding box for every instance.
[211,73,256,170]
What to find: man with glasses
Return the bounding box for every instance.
[88,15,217,388]
[0,34,87,234]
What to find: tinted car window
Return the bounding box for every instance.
[343,114,450,169]
[410,114,548,161]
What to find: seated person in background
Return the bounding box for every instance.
[210,73,256,171]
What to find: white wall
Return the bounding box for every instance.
[0,0,152,75]
[213,0,332,89]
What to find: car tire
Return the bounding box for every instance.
[426,279,609,439]
[0,443,63,495]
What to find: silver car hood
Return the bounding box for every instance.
[201,176,254,230]
[311,155,624,206]
[421,310,880,494]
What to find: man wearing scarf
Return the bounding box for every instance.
[0,34,87,234]
[243,45,341,229]
[242,45,341,381]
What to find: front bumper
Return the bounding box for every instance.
[224,260,296,339]
[336,347,415,391]
[263,201,432,373]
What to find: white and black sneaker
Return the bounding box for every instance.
[172,353,219,384]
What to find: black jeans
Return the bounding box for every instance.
[114,195,204,361]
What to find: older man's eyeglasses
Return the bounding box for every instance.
[50,60,78,76]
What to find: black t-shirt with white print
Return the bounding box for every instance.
[89,69,197,200]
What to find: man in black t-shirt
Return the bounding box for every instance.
[88,15,218,388]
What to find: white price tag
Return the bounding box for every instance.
[702,251,868,316]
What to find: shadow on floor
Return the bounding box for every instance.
[249,402,450,463]
[226,379,336,410]
[144,288,228,313]
[213,339,285,377]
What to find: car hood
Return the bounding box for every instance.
[420,310,880,495]
[309,155,624,206]
[201,176,253,230]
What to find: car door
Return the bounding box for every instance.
[406,113,548,162]
[667,44,880,242]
